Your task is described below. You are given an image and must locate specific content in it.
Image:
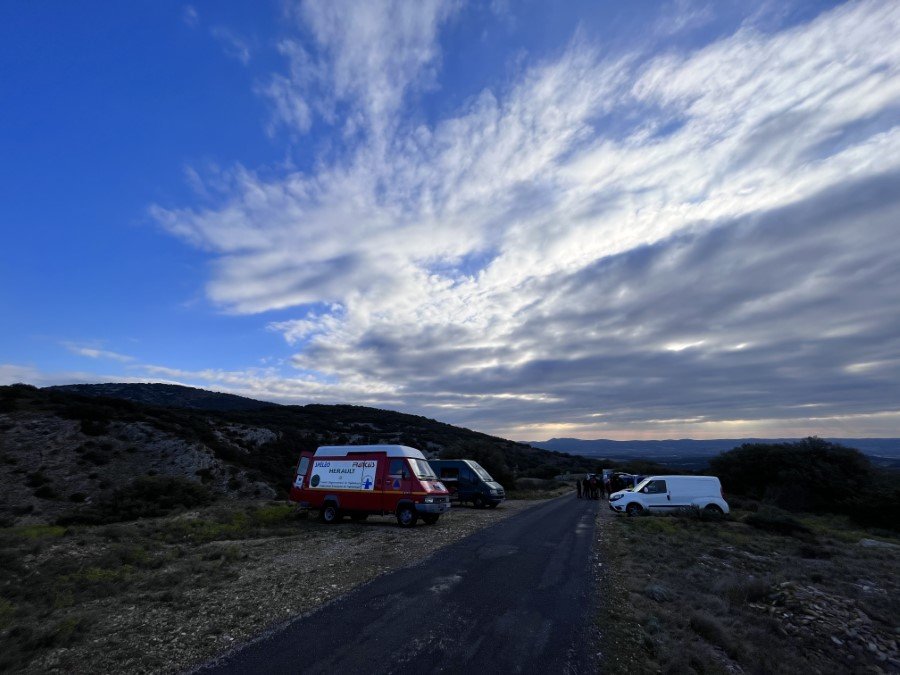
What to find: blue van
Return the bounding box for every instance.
[428,459,506,508]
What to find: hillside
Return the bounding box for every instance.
[48,383,278,412]
[0,384,593,524]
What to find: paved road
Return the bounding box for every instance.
[198,495,601,675]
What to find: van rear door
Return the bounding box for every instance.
[289,453,313,502]
[437,466,460,501]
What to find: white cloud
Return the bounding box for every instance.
[62,342,135,363]
[0,364,42,385]
[182,5,199,28]
[210,26,251,65]
[259,0,459,139]
[152,1,900,437]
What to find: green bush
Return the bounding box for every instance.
[744,507,811,537]
[58,476,214,525]
[710,438,874,513]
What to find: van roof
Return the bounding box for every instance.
[314,445,427,460]
[647,475,719,482]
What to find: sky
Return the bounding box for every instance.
[2,0,899,441]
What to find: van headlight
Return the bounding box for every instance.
[490,489,501,495]
[609,494,623,502]
[423,497,434,503]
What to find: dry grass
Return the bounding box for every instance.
[595,505,899,674]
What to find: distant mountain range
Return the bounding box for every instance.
[530,437,900,469]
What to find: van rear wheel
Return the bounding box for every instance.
[396,505,417,528]
[320,502,340,524]
[625,502,643,517]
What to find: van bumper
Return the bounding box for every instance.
[609,503,624,513]
[416,502,451,514]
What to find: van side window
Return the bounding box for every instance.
[645,479,667,494]
[389,459,408,478]
[440,468,459,480]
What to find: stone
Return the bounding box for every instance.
[859,538,899,550]
[643,583,674,602]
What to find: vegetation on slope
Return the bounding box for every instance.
[709,438,900,530]
[0,384,598,524]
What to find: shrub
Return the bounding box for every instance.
[689,612,740,658]
[80,418,109,436]
[713,574,771,605]
[33,485,57,500]
[744,507,811,536]
[25,471,48,488]
[710,438,874,514]
[57,476,215,525]
[840,473,900,530]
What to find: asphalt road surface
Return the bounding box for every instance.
[197,495,601,675]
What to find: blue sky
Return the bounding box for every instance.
[2,1,899,440]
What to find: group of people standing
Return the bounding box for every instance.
[576,473,607,500]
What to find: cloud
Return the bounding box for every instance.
[0,364,42,386]
[210,26,251,65]
[653,0,714,36]
[152,1,900,438]
[182,5,199,28]
[62,342,135,363]
[258,0,459,139]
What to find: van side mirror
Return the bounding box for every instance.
[641,487,649,493]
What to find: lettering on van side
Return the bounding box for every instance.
[309,460,377,491]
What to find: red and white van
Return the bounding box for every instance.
[289,445,451,527]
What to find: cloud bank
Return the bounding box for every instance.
[149,0,900,439]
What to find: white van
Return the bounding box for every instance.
[608,475,729,516]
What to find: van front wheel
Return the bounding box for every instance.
[472,495,485,509]
[625,502,643,517]
[397,505,418,528]
[703,504,724,519]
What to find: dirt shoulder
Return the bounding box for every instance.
[594,505,899,674]
[1,499,539,674]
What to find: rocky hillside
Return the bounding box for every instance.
[0,384,593,524]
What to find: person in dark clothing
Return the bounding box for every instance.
[582,477,590,500]
[589,475,599,500]
[576,478,582,499]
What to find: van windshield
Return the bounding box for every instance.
[633,478,650,492]
[411,459,437,479]
[469,462,494,482]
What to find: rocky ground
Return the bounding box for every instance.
[0,411,277,525]
[1,499,539,674]
[594,505,899,674]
